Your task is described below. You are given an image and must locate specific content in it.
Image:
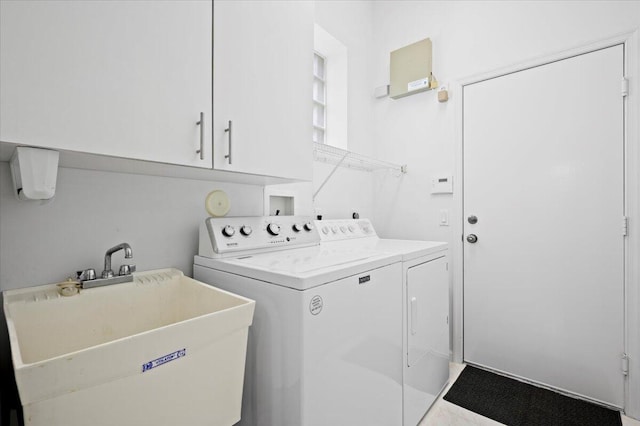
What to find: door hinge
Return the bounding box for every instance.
[623,216,629,236]
[622,353,629,376]
[622,77,629,97]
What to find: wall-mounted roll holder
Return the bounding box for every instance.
[10,147,59,201]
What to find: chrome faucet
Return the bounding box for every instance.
[74,242,136,290]
[102,243,133,279]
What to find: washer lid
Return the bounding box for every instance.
[195,245,401,290]
[231,246,383,274]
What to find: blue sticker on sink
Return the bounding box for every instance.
[142,348,186,372]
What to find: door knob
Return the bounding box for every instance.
[468,215,478,224]
[466,234,478,243]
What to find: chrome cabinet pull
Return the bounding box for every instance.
[224,120,232,164]
[196,112,204,160]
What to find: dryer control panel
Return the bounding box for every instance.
[314,219,378,242]
[199,216,319,258]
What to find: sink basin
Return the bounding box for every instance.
[4,268,255,426]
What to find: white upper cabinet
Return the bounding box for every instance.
[213,1,313,181]
[0,0,212,168]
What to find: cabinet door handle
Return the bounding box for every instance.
[224,120,232,164]
[196,112,204,160]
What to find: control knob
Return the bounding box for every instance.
[322,226,329,235]
[222,225,235,237]
[292,223,304,232]
[267,223,281,236]
[304,222,314,231]
[240,225,252,236]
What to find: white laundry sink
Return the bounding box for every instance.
[4,268,255,426]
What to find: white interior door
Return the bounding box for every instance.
[463,45,625,407]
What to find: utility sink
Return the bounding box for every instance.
[4,268,255,426]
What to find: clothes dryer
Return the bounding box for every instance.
[316,219,449,426]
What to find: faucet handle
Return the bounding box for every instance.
[118,264,136,276]
[76,268,96,281]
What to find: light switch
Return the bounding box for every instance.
[439,209,449,226]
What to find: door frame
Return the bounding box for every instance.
[451,30,640,418]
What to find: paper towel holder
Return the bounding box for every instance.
[10,147,60,201]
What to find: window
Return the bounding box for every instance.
[313,24,347,149]
[313,52,326,144]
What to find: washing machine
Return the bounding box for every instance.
[194,215,403,426]
[316,219,449,426]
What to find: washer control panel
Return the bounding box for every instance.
[199,216,319,257]
[314,219,377,242]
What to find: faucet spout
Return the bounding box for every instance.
[102,243,133,278]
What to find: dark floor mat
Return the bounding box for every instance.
[443,365,622,426]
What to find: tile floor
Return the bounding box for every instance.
[7,362,639,426]
[419,363,640,426]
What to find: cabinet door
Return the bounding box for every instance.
[0,0,212,168]
[213,1,313,180]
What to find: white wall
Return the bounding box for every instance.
[0,164,264,290]
[295,0,378,221]
[371,0,640,239]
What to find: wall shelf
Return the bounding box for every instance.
[313,142,407,174]
[312,142,406,200]
[0,141,301,187]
